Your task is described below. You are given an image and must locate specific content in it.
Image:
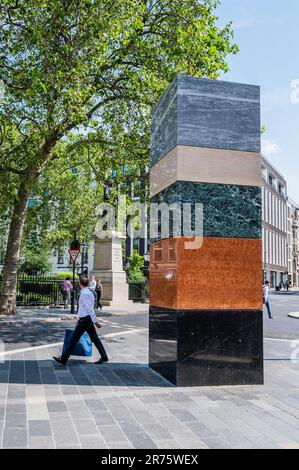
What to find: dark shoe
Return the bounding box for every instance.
[269,316,275,319]
[95,358,109,364]
[53,356,66,366]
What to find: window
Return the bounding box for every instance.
[269,175,273,186]
[278,184,284,195]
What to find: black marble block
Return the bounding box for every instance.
[149,307,264,387]
[151,75,261,166]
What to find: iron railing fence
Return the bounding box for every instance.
[128,282,148,302]
[0,275,80,306]
[0,275,148,306]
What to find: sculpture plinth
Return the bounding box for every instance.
[149,75,263,387]
[92,232,130,306]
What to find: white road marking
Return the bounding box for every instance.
[0,328,147,357]
[103,328,147,339]
[0,342,64,357]
[265,337,297,343]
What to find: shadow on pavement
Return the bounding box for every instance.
[0,320,76,350]
[0,360,173,388]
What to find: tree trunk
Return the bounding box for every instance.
[0,132,58,315]
[0,171,36,315]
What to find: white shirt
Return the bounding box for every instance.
[89,280,96,290]
[78,288,97,323]
[263,284,269,302]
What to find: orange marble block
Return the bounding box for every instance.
[150,237,263,311]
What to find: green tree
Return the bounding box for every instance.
[19,250,52,275]
[0,0,237,314]
[127,250,146,283]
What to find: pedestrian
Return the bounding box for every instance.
[96,277,103,310]
[279,281,283,291]
[89,274,97,307]
[263,280,274,319]
[61,276,73,309]
[53,275,109,366]
[286,281,290,292]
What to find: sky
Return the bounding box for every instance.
[216,0,299,202]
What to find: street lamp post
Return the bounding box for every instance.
[81,241,86,275]
[81,240,88,274]
[70,232,80,315]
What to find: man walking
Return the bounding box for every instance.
[53,275,108,366]
[263,280,274,319]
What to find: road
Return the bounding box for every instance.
[264,292,299,340]
[1,293,299,352]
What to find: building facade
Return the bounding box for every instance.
[49,242,95,275]
[287,198,299,287]
[261,156,288,287]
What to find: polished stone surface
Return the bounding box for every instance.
[151,75,261,165]
[151,181,262,240]
[150,145,262,197]
[149,307,264,387]
[149,306,178,385]
[150,237,262,311]
[151,77,178,166]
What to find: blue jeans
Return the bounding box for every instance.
[63,290,70,308]
[264,300,272,318]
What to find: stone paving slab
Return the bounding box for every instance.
[1,322,299,449]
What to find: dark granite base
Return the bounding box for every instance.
[149,307,264,387]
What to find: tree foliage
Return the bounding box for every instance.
[0,0,237,313]
[127,249,146,283]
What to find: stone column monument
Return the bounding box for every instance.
[92,232,130,306]
[149,75,263,386]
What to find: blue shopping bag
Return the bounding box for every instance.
[62,329,93,357]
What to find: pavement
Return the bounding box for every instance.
[0,298,299,449]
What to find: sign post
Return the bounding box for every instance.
[69,234,80,314]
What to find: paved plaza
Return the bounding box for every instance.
[0,294,299,449]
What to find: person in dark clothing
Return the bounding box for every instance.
[95,278,103,310]
[53,276,108,366]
